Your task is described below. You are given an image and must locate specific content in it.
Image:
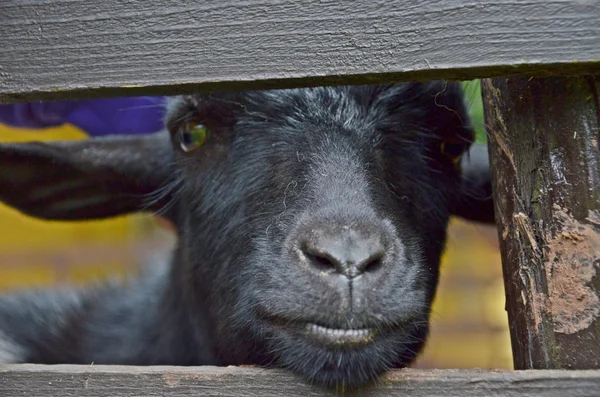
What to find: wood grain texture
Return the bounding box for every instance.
[1,0,600,103]
[482,76,600,369]
[2,365,600,396]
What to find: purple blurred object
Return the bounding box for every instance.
[0,97,166,136]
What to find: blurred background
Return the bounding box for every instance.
[0,80,512,369]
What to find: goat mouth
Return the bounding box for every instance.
[262,314,379,348]
[303,323,375,346]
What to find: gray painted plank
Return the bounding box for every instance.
[1,0,599,103]
[1,365,600,396]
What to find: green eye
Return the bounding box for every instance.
[178,123,208,152]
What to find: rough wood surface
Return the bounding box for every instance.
[1,0,600,103]
[1,365,600,396]
[482,76,600,369]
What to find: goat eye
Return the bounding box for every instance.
[178,123,208,152]
[440,138,466,164]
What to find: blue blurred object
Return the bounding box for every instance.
[0,97,166,136]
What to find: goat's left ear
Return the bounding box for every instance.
[0,132,176,221]
[451,143,496,224]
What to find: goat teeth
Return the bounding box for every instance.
[305,323,374,344]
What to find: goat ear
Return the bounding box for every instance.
[0,132,176,221]
[452,143,496,224]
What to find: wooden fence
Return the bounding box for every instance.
[1,0,599,395]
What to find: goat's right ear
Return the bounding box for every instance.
[0,132,176,221]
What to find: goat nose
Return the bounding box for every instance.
[299,226,386,278]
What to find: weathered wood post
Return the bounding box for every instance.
[482,76,600,369]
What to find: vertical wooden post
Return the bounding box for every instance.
[482,76,600,369]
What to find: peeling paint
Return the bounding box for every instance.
[483,80,516,173]
[515,213,540,253]
[513,212,546,331]
[492,130,516,172]
[524,265,548,333]
[545,205,600,335]
[588,210,600,227]
[550,149,567,186]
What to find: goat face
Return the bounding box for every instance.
[166,83,475,387]
[0,82,493,388]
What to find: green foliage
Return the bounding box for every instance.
[461,80,487,144]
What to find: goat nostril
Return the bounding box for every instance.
[361,253,384,273]
[299,237,387,278]
[301,244,339,272]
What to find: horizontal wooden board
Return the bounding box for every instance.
[1,365,600,396]
[1,0,599,102]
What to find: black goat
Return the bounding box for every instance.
[0,82,494,388]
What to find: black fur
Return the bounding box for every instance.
[0,82,493,389]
